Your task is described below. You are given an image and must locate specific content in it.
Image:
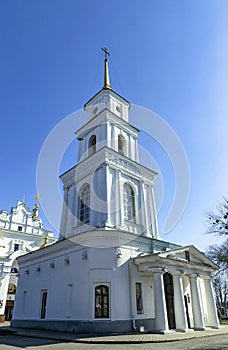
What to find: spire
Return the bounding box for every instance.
[102,47,111,90]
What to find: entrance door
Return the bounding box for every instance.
[164,272,176,329]
[5,301,14,321]
[40,290,48,319]
[95,285,109,318]
[184,295,191,328]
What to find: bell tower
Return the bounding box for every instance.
[59,50,159,243]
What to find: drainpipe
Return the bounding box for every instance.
[128,258,137,331]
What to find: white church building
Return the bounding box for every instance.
[0,200,56,322]
[12,54,220,333]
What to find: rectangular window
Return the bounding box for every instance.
[14,244,19,251]
[136,283,143,314]
[18,226,22,231]
[185,251,190,261]
[40,290,48,319]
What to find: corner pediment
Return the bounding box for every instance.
[134,245,219,274]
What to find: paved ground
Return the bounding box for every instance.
[0,333,228,349]
[0,322,228,349]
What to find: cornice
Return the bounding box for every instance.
[16,232,163,264]
[17,239,79,264]
[76,108,139,137]
[60,147,157,186]
[84,88,130,109]
[0,227,56,240]
[134,246,218,273]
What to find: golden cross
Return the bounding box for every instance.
[35,194,41,202]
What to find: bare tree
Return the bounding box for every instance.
[206,238,228,270]
[205,198,228,319]
[206,197,228,236]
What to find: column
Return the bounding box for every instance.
[189,275,205,330]
[204,277,220,328]
[154,272,169,332]
[173,273,188,331]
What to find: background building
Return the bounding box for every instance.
[0,200,57,322]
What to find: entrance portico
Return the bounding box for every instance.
[134,245,220,333]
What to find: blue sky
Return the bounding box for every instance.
[1,0,228,251]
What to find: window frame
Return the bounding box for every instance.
[13,243,20,252]
[135,282,144,314]
[79,184,90,224]
[7,283,17,295]
[94,284,110,319]
[118,134,126,156]
[88,135,96,156]
[123,183,136,223]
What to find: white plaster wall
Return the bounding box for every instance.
[13,245,156,322]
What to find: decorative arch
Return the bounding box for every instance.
[118,134,126,156]
[95,285,109,318]
[79,184,90,224]
[88,135,96,156]
[123,183,136,223]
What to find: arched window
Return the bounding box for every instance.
[88,135,96,156]
[118,134,126,156]
[79,184,90,224]
[95,285,109,318]
[7,283,16,295]
[123,183,136,223]
[11,267,18,273]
